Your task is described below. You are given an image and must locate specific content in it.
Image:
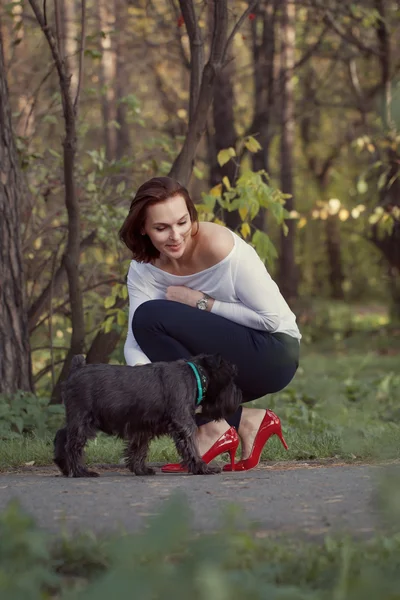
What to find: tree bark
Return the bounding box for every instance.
[278,0,298,302]
[178,0,204,124]
[28,0,86,403]
[169,0,258,186]
[114,0,130,160]
[0,30,33,394]
[59,0,79,101]
[209,58,236,189]
[325,215,345,300]
[210,57,239,231]
[250,0,277,175]
[98,0,117,161]
[371,0,400,320]
[249,0,278,232]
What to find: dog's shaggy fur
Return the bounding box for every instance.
[54,353,242,477]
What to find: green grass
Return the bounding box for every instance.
[1,307,400,598]
[1,312,400,471]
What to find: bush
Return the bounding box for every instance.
[0,391,64,440]
[1,496,400,599]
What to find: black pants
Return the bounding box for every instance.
[132,300,299,430]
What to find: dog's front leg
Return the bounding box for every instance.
[53,427,70,477]
[125,431,155,476]
[66,426,99,478]
[171,425,221,475]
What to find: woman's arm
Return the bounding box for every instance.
[210,242,286,332]
[124,266,152,366]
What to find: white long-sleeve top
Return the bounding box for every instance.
[124,230,301,366]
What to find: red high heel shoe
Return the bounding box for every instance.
[223,410,288,472]
[161,427,239,473]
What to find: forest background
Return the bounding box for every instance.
[1,0,399,407]
[2,3,400,595]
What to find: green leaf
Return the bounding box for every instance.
[244,136,262,153]
[104,296,115,309]
[357,178,368,194]
[377,172,387,190]
[117,309,126,326]
[85,49,102,59]
[222,176,231,190]
[252,230,278,265]
[12,417,24,434]
[217,147,236,167]
[193,166,204,180]
[116,181,126,195]
[48,148,61,159]
[240,222,251,239]
[43,115,58,125]
[103,317,114,333]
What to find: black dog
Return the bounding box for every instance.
[54,353,242,477]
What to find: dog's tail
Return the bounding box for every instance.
[70,354,86,374]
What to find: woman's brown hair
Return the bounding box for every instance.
[119,176,199,262]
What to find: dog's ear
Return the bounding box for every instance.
[201,381,243,420]
[203,354,222,370]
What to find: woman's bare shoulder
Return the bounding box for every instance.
[198,221,235,261]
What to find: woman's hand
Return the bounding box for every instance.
[166,286,208,308]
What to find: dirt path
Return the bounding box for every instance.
[1,460,397,540]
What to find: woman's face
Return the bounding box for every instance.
[143,195,193,260]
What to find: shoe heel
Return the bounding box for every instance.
[276,429,289,450]
[228,447,237,470]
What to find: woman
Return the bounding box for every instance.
[119,176,301,472]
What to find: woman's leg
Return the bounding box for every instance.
[133,299,298,440]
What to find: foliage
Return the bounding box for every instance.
[1,314,400,470]
[0,391,64,440]
[0,500,59,599]
[1,496,400,599]
[3,0,400,395]
[198,136,292,265]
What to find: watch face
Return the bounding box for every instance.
[197,299,207,310]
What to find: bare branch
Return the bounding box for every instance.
[323,9,382,57]
[223,0,259,62]
[179,0,204,123]
[28,230,96,332]
[19,62,56,137]
[294,24,330,70]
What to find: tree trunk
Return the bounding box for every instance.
[59,0,79,101]
[28,0,86,403]
[169,0,258,186]
[251,0,277,175]
[278,0,298,302]
[371,0,400,320]
[249,0,278,232]
[388,265,400,323]
[114,0,130,160]
[169,1,229,186]
[325,215,345,300]
[98,0,117,161]
[0,31,33,394]
[209,60,237,189]
[209,49,240,231]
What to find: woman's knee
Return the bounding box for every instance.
[132,300,163,333]
[132,299,180,334]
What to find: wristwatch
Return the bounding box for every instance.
[196,293,210,311]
